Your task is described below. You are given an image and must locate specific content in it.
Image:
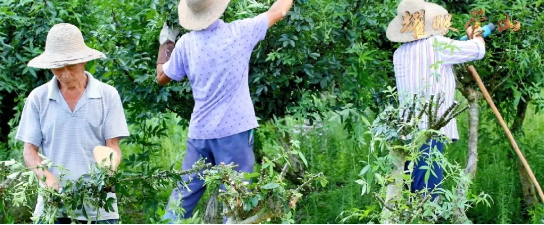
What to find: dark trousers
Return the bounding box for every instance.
[405,139,444,200]
[163,129,255,223]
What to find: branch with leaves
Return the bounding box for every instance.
[0,158,211,223]
[202,157,327,224]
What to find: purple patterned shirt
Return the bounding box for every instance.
[163,14,269,139]
[394,36,485,140]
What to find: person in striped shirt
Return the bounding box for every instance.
[385,0,486,199]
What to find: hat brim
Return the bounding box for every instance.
[28,47,106,69]
[386,2,449,43]
[178,0,231,31]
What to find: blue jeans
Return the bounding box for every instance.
[163,129,255,223]
[405,139,444,200]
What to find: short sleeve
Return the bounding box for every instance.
[232,13,269,47]
[103,91,130,140]
[433,36,486,65]
[163,37,187,81]
[16,92,43,147]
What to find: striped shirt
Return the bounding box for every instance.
[393,36,485,140]
[16,72,130,220]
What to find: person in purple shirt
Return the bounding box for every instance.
[155,0,294,221]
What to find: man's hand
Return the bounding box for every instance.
[44,174,60,191]
[159,22,180,45]
[157,22,178,65]
[23,143,60,191]
[266,0,294,28]
[466,25,485,47]
[156,22,178,85]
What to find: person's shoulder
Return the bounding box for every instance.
[99,81,119,95]
[175,33,191,47]
[93,78,121,101]
[27,82,51,103]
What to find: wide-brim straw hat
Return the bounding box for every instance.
[178,0,231,31]
[386,0,449,43]
[28,23,106,69]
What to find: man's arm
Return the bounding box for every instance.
[156,39,175,85]
[23,143,58,190]
[156,63,171,85]
[266,0,294,28]
[434,27,486,66]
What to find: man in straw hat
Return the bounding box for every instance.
[16,23,129,223]
[386,0,486,199]
[155,0,294,222]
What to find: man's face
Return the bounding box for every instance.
[51,62,86,87]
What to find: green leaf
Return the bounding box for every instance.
[355,179,366,185]
[262,182,280,190]
[250,196,259,207]
[319,178,328,188]
[359,165,371,176]
[298,151,308,167]
[243,172,260,180]
[424,169,431,184]
[82,205,88,219]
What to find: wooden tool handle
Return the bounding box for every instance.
[467,65,544,202]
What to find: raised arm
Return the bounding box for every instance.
[434,26,487,65]
[156,22,181,85]
[266,0,294,28]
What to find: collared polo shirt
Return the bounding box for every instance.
[163,14,269,139]
[16,72,130,220]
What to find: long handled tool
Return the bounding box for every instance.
[467,65,544,203]
[461,9,544,202]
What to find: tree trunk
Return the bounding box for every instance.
[204,192,220,224]
[510,97,538,208]
[381,148,407,223]
[0,91,18,146]
[453,87,481,224]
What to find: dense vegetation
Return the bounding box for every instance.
[1,0,543,223]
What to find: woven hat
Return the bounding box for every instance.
[28,23,106,69]
[386,0,454,43]
[178,0,231,31]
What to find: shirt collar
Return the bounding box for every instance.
[47,71,102,100]
[204,20,222,31]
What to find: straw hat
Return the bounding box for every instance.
[178,0,231,31]
[28,23,106,69]
[386,0,452,43]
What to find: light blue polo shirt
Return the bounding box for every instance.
[16,72,129,221]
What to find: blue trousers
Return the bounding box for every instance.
[405,139,444,200]
[163,130,255,222]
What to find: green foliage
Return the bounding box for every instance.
[529,204,544,224]
[201,158,326,224]
[0,156,210,223]
[1,0,544,224]
[448,0,544,116]
[345,93,492,224]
